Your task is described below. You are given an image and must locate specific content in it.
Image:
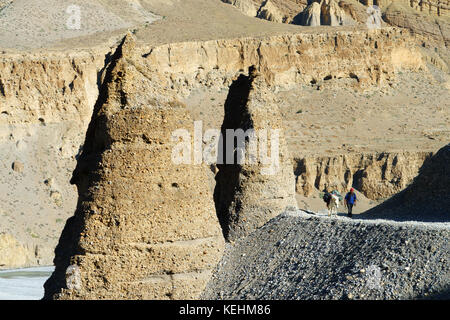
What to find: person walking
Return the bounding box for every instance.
[344,188,357,217]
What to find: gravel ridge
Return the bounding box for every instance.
[203,209,450,300]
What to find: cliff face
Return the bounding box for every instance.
[362,144,450,221]
[295,151,433,200]
[378,0,450,18]
[0,51,108,269]
[138,28,424,93]
[223,0,449,21]
[1,28,424,122]
[0,233,40,268]
[43,35,224,300]
[0,51,105,125]
[383,2,450,48]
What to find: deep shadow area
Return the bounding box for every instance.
[213,67,257,240]
[416,285,450,300]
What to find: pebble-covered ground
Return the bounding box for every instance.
[203,209,450,300]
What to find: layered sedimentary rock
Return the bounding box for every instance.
[1,29,423,121]
[294,151,433,200]
[0,233,41,268]
[43,35,224,300]
[0,51,104,125]
[225,0,449,21]
[138,28,424,94]
[320,0,357,25]
[299,0,362,26]
[214,67,297,242]
[222,0,310,23]
[363,144,450,221]
[375,0,450,17]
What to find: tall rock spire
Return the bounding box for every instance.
[214,66,297,242]
[44,34,224,300]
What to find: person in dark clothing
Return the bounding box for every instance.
[344,188,357,217]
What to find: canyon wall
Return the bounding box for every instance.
[362,144,450,221]
[222,0,449,20]
[294,151,433,199]
[377,0,450,17]
[137,28,424,93]
[1,28,424,124]
[0,50,107,269]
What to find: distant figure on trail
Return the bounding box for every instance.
[344,188,357,217]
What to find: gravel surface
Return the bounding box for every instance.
[203,209,450,300]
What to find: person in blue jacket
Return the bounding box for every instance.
[344,188,357,217]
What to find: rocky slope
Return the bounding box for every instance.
[43,35,224,300]
[203,209,450,299]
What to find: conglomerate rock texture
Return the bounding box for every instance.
[43,35,224,300]
[214,68,297,242]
